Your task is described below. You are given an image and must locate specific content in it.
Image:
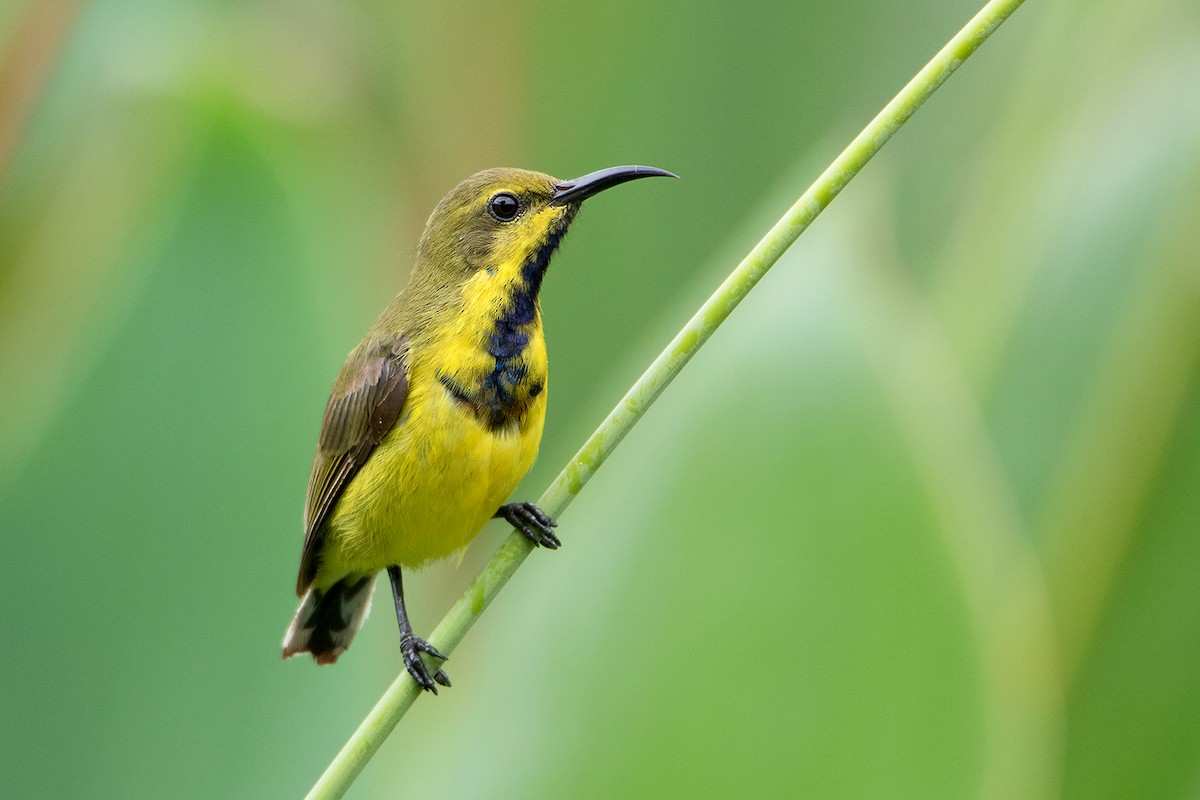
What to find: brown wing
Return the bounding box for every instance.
[295,335,410,595]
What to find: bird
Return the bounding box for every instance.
[282,164,677,691]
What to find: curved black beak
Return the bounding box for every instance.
[550,165,678,206]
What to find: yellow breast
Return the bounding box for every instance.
[314,324,548,584]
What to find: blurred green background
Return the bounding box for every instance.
[2,0,1198,797]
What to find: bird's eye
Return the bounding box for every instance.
[488,192,520,222]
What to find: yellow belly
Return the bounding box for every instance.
[313,369,546,586]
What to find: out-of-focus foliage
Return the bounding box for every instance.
[1,0,1197,797]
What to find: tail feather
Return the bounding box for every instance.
[283,575,376,665]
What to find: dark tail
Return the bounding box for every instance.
[282,574,376,665]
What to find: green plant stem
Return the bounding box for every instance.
[305,0,1026,796]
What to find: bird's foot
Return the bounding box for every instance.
[498,502,560,549]
[400,634,451,694]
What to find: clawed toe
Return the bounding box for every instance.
[498,502,561,549]
[401,634,450,693]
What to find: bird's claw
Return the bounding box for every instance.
[401,634,450,693]
[499,502,560,549]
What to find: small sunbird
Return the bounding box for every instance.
[283,165,677,691]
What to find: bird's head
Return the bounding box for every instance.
[415,165,677,293]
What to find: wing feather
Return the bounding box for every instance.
[295,335,410,595]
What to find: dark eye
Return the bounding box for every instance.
[488,192,520,221]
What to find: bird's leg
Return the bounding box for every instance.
[387,565,450,693]
[496,502,560,549]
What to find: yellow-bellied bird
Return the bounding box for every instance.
[283,165,677,691]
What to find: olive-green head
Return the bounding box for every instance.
[414,165,677,285]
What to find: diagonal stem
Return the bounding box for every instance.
[305,0,1028,796]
